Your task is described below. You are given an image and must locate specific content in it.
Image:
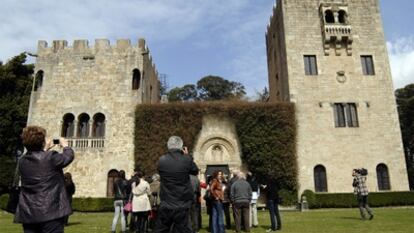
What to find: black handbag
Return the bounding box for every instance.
[6,156,22,214]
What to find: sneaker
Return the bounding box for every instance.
[266,229,276,232]
[369,214,374,220]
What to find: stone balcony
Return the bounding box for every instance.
[67,138,105,148]
[324,24,352,37]
[322,24,353,56]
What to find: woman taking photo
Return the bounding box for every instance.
[15,126,75,233]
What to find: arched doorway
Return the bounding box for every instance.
[107,169,119,197]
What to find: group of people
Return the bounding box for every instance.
[110,169,160,233]
[203,170,281,233]
[110,136,283,233]
[13,126,282,233]
[12,125,373,233]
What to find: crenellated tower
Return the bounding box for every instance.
[28,38,160,197]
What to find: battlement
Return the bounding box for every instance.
[37,38,149,54]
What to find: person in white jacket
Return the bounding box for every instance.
[132,171,151,233]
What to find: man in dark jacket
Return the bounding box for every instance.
[154,136,199,233]
[231,172,252,233]
[264,178,281,232]
[15,126,75,233]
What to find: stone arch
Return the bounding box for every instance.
[193,115,242,181]
[61,113,75,137]
[314,164,328,192]
[376,163,391,191]
[34,70,44,91]
[132,69,141,90]
[107,169,119,197]
[325,10,335,23]
[77,113,90,138]
[338,10,347,24]
[199,137,236,163]
[92,113,106,138]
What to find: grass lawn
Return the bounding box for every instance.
[1,208,413,233]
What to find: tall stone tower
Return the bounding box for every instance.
[27,39,160,197]
[266,0,409,194]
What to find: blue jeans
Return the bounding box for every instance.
[112,200,126,232]
[267,199,281,230]
[211,201,225,233]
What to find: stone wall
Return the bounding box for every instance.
[267,0,409,195]
[193,115,243,179]
[27,38,160,197]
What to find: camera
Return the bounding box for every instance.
[53,139,60,145]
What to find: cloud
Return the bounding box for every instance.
[387,37,414,89]
[0,0,247,61]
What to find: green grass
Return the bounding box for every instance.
[1,208,414,233]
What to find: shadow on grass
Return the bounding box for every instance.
[65,222,81,226]
[338,216,362,221]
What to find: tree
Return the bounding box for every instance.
[196,75,246,101]
[167,84,198,102]
[256,86,270,102]
[395,83,414,190]
[0,53,34,194]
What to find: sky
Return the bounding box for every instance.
[0,0,413,97]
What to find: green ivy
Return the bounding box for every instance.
[134,101,297,193]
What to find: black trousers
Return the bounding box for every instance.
[233,202,250,233]
[189,202,200,232]
[154,207,191,233]
[222,202,231,229]
[23,217,65,233]
[133,211,148,233]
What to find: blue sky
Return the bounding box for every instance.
[0,0,413,97]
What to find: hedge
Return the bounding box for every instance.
[0,194,114,212]
[134,101,297,193]
[301,190,414,209]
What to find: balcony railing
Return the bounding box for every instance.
[67,138,105,148]
[324,24,352,37]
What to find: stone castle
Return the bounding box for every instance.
[28,39,159,197]
[266,0,408,194]
[27,0,409,197]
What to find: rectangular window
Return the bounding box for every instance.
[347,103,359,127]
[333,103,359,128]
[304,55,318,75]
[334,103,346,127]
[361,55,375,75]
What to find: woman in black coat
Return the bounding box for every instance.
[15,126,75,233]
[64,172,76,225]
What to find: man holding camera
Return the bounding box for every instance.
[154,136,199,233]
[352,169,374,220]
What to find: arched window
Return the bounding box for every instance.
[92,113,105,138]
[376,164,391,190]
[132,69,141,90]
[325,10,335,23]
[107,169,119,197]
[61,113,75,137]
[314,165,328,192]
[77,113,90,138]
[338,10,347,24]
[149,85,153,103]
[34,70,44,91]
